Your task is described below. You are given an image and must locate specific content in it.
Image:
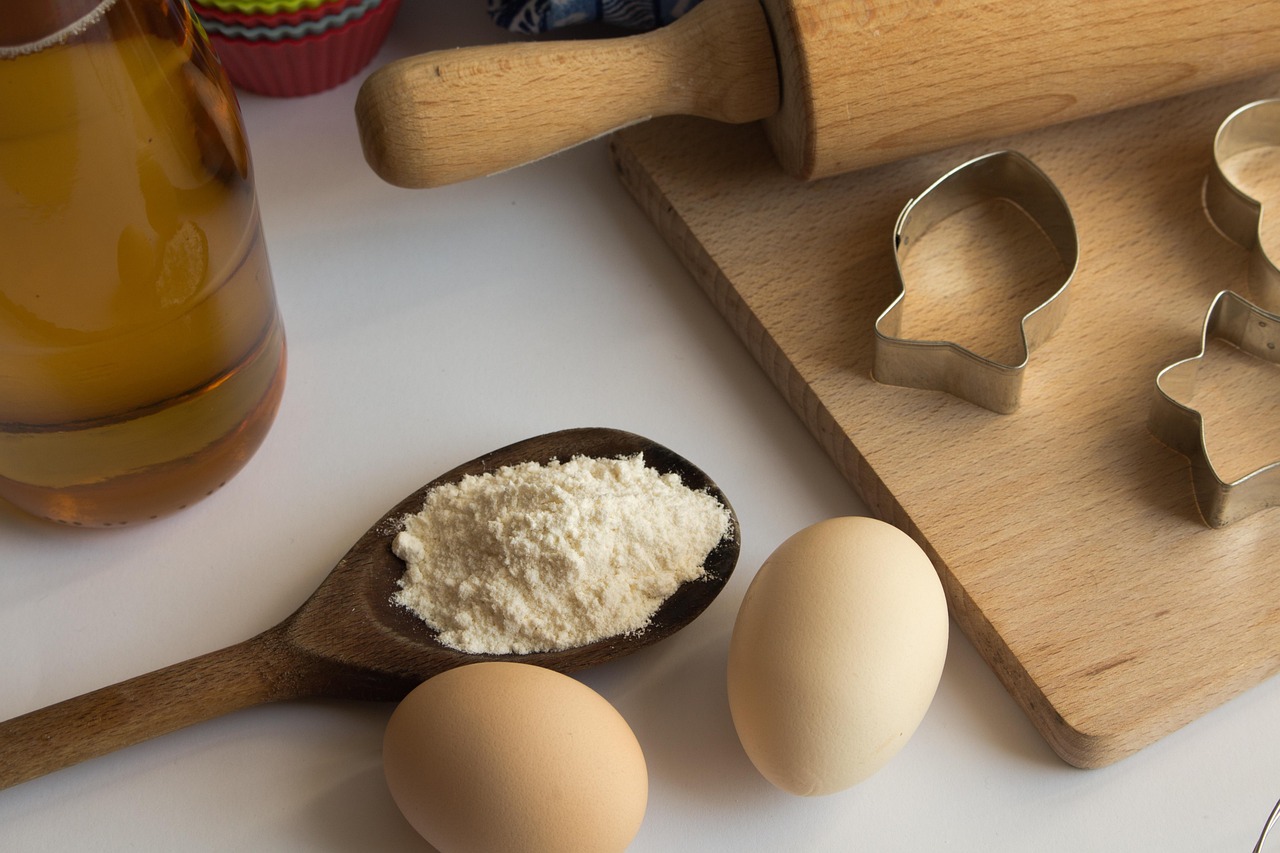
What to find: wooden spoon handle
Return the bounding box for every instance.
[355,0,779,188]
[0,629,309,790]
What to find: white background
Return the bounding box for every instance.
[1,3,1278,850]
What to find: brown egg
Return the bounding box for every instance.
[383,662,648,853]
[727,517,948,796]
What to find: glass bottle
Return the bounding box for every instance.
[0,0,286,526]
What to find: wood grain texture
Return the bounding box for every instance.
[763,0,1280,179]
[610,74,1280,768]
[357,0,1280,188]
[355,0,778,188]
[0,428,740,789]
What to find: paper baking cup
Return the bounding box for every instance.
[208,0,399,97]
[197,0,334,13]
[191,0,370,29]
[199,0,383,41]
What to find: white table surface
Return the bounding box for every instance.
[2,5,1278,851]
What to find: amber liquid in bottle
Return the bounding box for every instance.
[0,0,286,526]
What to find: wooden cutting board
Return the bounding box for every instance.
[609,73,1280,768]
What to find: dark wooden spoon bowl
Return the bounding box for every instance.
[0,428,739,790]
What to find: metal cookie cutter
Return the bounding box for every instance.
[874,150,1078,414]
[1148,290,1280,527]
[1204,99,1280,312]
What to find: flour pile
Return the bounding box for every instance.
[391,453,732,654]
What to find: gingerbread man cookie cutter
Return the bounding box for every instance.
[1148,289,1280,528]
[1203,98,1280,312]
[873,150,1078,414]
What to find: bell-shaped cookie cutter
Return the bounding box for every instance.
[1148,289,1280,528]
[1203,98,1280,312]
[873,150,1078,414]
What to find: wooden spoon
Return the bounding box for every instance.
[0,428,740,790]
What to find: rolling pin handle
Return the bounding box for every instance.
[355,0,780,188]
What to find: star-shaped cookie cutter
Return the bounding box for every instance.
[1148,289,1280,527]
[1203,98,1280,312]
[873,150,1078,414]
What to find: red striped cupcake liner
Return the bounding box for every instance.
[206,0,400,97]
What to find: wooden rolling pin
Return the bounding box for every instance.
[355,0,1280,188]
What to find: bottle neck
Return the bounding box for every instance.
[0,0,117,49]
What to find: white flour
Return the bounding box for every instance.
[391,453,731,654]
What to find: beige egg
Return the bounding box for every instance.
[383,661,647,853]
[727,516,948,796]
